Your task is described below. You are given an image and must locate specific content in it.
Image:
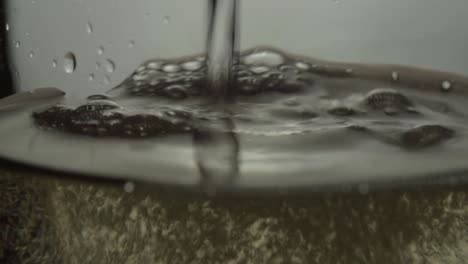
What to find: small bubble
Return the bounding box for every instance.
[243,50,284,66]
[250,66,269,74]
[88,74,95,81]
[13,41,20,48]
[147,61,162,70]
[86,22,93,34]
[128,40,135,48]
[295,62,310,70]
[97,46,104,55]
[104,59,116,73]
[391,71,399,81]
[124,182,135,193]
[63,52,77,74]
[182,61,203,71]
[163,16,170,24]
[52,60,57,68]
[163,64,181,73]
[28,51,35,58]
[441,80,452,92]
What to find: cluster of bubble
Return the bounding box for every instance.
[33,100,194,138]
[32,48,457,148]
[121,48,331,99]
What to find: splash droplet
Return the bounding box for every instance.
[441,81,452,92]
[63,52,77,74]
[86,22,93,34]
[104,59,116,73]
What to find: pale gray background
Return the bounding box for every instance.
[5,0,468,98]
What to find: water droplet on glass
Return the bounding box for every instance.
[63,52,77,74]
[128,40,135,48]
[441,80,452,92]
[163,16,170,24]
[95,62,101,70]
[88,74,95,81]
[391,71,399,81]
[13,41,20,49]
[104,59,115,73]
[25,32,30,37]
[52,60,57,68]
[97,46,104,56]
[28,51,35,58]
[5,23,9,31]
[144,12,151,19]
[86,22,93,34]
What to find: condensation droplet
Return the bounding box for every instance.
[86,22,93,34]
[88,74,95,81]
[391,71,399,81]
[128,40,135,48]
[104,59,116,73]
[63,52,77,74]
[28,51,35,58]
[97,46,104,56]
[441,80,452,92]
[52,60,57,68]
[163,16,170,24]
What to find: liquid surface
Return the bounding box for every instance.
[2,47,468,192]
